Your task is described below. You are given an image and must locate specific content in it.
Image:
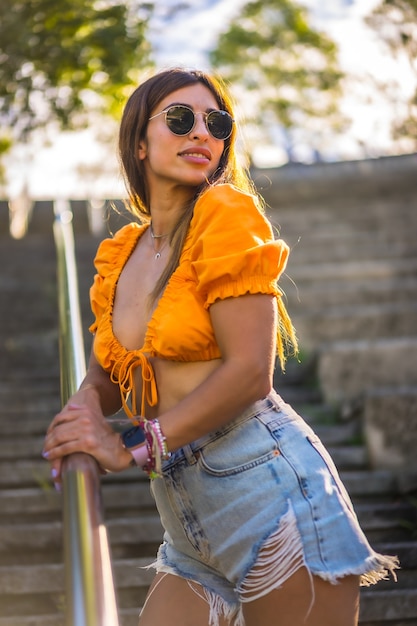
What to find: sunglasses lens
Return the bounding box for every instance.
[165,106,194,135]
[207,110,233,140]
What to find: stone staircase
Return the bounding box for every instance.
[1,153,417,625]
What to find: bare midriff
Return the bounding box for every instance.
[133,356,222,418]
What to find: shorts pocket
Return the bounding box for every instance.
[198,417,278,477]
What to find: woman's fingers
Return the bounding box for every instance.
[44,409,93,458]
[43,404,130,474]
[45,403,81,436]
[50,459,63,492]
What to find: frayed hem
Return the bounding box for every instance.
[237,501,307,602]
[359,553,400,587]
[236,501,315,621]
[187,580,244,626]
[312,552,400,587]
[142,549,244,626]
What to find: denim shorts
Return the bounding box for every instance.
[147,390,398,625]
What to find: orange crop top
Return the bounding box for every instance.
[89,184,293,418]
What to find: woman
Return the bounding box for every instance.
[43,68,398,626]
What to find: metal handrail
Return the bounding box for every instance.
[53,200,120,626]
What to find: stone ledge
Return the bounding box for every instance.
[364,387,417,479]
[254,153,417,202]
[294,301,417,348]
[318,337,417,404]
[359,588,417,621]
[283,276,417,310]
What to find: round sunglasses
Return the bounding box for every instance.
[149,105,234,140]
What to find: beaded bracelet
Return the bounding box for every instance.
[140,418,171,479]
[151,419,171,460]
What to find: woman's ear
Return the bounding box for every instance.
[138,141,147,160]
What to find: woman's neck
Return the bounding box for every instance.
[148,185,196,236]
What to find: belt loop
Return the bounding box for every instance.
[268,389,283,411]
[183,444,198,465]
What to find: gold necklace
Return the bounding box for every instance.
[150,223,171,239]
[149,224,170,260]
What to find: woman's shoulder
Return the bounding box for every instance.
[195,182,259,212]
[190,183,272,241]
[94,222,146,276]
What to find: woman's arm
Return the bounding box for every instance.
[77,346,123,417]
[158,293,277,450]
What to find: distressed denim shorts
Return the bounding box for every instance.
[147,390,398,625]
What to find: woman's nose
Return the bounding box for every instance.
[191,113,209,138]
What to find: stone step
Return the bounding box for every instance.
[284,257,417,283]
[279,230,417,265]
[340,470,398,499]
[274,205,416,238]
[356,504,417,543]
[0,437,46,460]
[0,401,60,427]
[318,337,417,404]
[293,301,417,347]
[255,154,417,203]
[0,613,146,626]
[312,420,360,445]
[327,445,368,469]
[283,275,417,309]
[0,557,152,622]
[364,387,417,487]
[0,556,151,600]
[272,198,417,224]
[0,482,155,522]
[0,460,150,489]
[0,339,60,379]
[0,515,163,565]
[359,589,417,623]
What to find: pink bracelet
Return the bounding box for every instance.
[141,418,171,479]
[128,443,149,468]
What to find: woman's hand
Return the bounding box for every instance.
[42,386,133,490]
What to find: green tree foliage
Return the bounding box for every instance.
[210,0,345,157]
[366,0,417,143]
[0,0,153,144]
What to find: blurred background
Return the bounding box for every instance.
[1,0,416,200]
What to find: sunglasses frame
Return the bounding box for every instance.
[149,105,234,140]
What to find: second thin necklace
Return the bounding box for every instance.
[150,223,170,260]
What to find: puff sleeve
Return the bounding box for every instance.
[187,184,297,368]
[89,223,145,334]
[188,184,289,309]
